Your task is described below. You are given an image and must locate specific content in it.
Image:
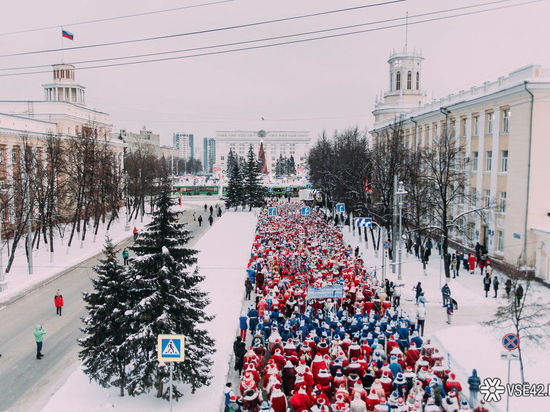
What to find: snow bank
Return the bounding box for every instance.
[42,210,258,411]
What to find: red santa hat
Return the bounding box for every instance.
[274,383,281,390]
[450,373,456,379]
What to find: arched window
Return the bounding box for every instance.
[396,71,401,90]
[407,71,412,89]
[416,72,420,90]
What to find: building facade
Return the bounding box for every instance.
[371,53,550,280]
[110,128,161,157]
[173,132,194,160]
[214,130,311,175]
[203,137,216,173]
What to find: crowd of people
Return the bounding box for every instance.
[226,202,489,412]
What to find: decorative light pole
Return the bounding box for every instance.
[396,181,408,280]
[124,172,130,231]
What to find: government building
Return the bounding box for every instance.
[371,48,550,280]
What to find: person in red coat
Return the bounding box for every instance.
[242,389,261,412]
[467,254,477,274]
[289,385,311,412]
[54,289,64,316]
[270,383,288,412]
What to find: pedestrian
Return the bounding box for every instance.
[54,289,63,316]
[224,382,235,412]
[441,284,451,307]
[479,255,488,276]
[505,279,512,298]
[122,248,129,266]
[423,247,431,264]
[468,369,481,408]
[245,277,253,300]
[492,276,499,298]
[208,215,213,226]
[515,284,524,306]
[218,207,222,217]
[416,303,426,336]
[483,273,491,298]
[234,339,246,375]
[239,315,248,340]
[193,212,196,221]
[453,251,461,278]
[393,284,401,307]
[475,242,482,262]
[446,300,454,324]
[415,282,422,303]
[486,263,493,277]
[198,215,203,227]
[34,325,46,359]
[133,226,138,240]
[406,237,413,254]
[204,203,208,211]
[468,253,477,274]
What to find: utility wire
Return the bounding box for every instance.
[0,0,539,78]
[0,0,235,37]
[0,0,404,58]
[0,0,517,73]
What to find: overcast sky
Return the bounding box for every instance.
[1,0,548,154]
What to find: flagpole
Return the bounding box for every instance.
[60,26,64,63]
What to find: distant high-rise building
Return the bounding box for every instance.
[173,132,194,160]
[203,137,216,173]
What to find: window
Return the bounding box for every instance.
[468,222,476,240]
[66,69,70,78]
[498,192,506,213]
[458,185,465,204]
[416,72,420,90]
[484,189,491,208]
[407,71,412,89]
[473,116,479,136]
[500,150,508,172]
[497,230,504,252]
[503,109,510,133]
[486,151,492,171]
[472,151,478,171]
[396,71,401,90]
[220,156,225,161]
[487,112,494,134]
[471,188,478,206]
[0,147,4,164]
[461,118,466,137]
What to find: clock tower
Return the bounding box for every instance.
[372,48,426,127]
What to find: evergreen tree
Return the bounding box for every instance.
[288,155,296,175]
[226,149,237,178]
[79,236,131,397]
[225,160,244,210]
[123,181,215,400]
[243,145,264,209]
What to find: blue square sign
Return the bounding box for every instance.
[301,206,310,216]
[336,203,345,213]
[157,334,185,362]
[268,207,277,216]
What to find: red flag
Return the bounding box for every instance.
[365,178,372,193]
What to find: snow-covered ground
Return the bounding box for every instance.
[42,210,258,411]
[342,225,550,412]
[0,209,152,306]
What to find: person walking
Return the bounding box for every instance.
[245,278,253,300]
[468,253,477,274]
[204,203,208,212]
[209,205,214,216]
[415,282,423,303]
[393,284,401,308]
[34,325,46,359]
[198,215,203,227]
[416,303,426,336]
[446,300,454,324]
[453,251,461,278]
[441,284,451,307]
[193,212,196,221]
[468,369,481,408]
[208,215,213,226]
[54,289,63,316]
[483,273,491,298]
[515,283,524,306]
[505,279,512,299]
[122,248,129,266]
[133,226,138,241]
[492,276,499,298]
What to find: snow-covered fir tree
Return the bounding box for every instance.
[123,180,215,400]
[243,145,264,209]
[79,236,131,397]
[225,159,244,210]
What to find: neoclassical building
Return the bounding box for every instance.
[370,48,550,280]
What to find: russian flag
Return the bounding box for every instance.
[61,29,74,40]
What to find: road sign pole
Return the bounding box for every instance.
[169,362,173,412]
[506,356,511,412]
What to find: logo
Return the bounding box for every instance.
[480,377,506,402]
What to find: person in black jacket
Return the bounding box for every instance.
[505,279,512,298]
[483,274,491,297]
[245,278,253,300]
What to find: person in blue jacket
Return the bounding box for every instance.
[239,315,248,340]
[247,305,258,333]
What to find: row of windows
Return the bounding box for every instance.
[467,108,510,137]
[392,71,420,91]
[470,188,507,212]
[53,69,74,80]
[471,150,508,172]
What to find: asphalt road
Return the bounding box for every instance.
[0,201,220,412]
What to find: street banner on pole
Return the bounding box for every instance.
[307,284,344,299]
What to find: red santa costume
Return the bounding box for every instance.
[270,383,288,412]
[289,385,311,412]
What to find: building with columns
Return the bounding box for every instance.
[214,129,311,175]
[371,50,550,280]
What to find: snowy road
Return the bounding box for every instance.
[0,201,217,412]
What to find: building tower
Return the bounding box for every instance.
[372,48,426,127]
[42,64,86,105]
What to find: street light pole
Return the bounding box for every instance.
[124,172,130,231]
[396,181,408,281]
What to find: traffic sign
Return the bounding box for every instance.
[268,187,273,192]
[268,207,277,216]
[354,217,372,227]
[306,184,311,189]
[157,334,185,362]
[502,333,520,351]
[383,240,391,249]
[336,203,345,213]
[500,351,519,360]
[285,186,290,192]
[301,206,310,216]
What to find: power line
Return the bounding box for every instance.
[0,0,235,37]
[0,0,404,58]
[0,0,540,77]
[0,0,516,73]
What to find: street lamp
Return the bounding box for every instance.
[123,172,130,231]
[396,181,408,280]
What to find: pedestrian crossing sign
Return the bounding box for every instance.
[157,334,185,362]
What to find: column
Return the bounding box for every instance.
[488,106,500,253]
[476,112,486,243]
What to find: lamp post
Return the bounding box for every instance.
[124,172,130,231]
[396,181,408,280]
